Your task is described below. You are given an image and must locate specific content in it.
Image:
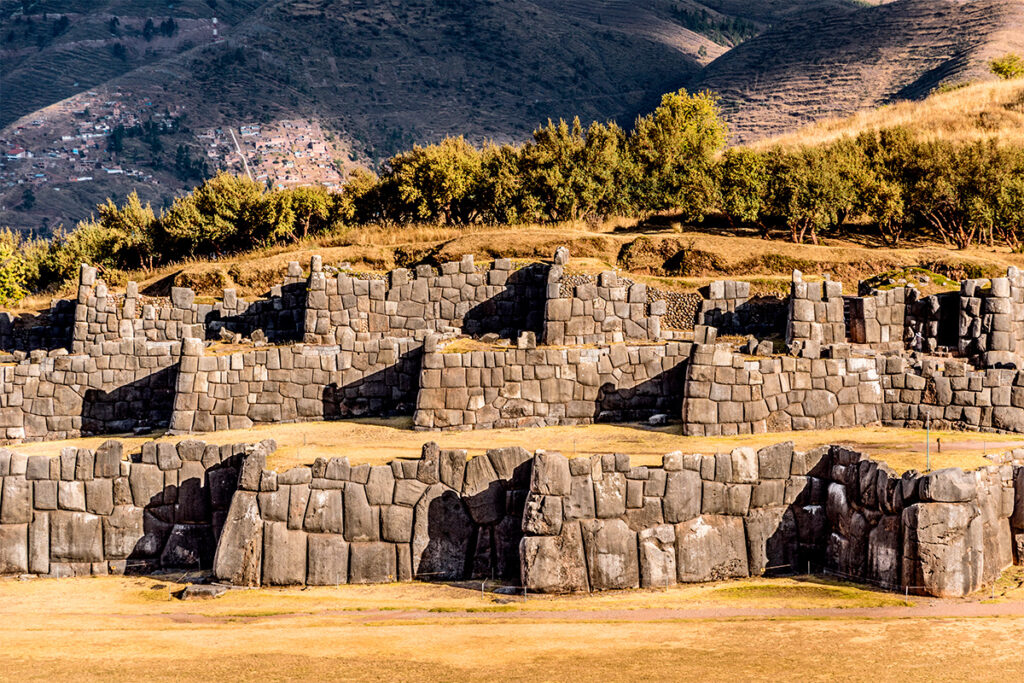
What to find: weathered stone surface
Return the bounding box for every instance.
[902,502,983,598]
[730,447,758,483]
[344,483,379,542]
[638,524,676,588]
[440,450,468,491]
[129,463,165,508]
[663,470,701,523]
[261,521,306,585]
[1,476,32,523]
[349,542,397,583]
[580,518,638,590]
[487,446,531,483]
[675,515,749,582]
[867,514,901,588]
[306,533,349,585]
[522,493,563,536]
[531,451,571,496]
[303,489,343,534]
[413,483,474,580]
[0,523,28,573]
[366,466,395,506]
[49,511,103,562]
[594,473,627,518]
[382,505,414,543]
[745,507,796,575]
[462,455,504,524]
[918,469,976,503]
[757,442,793,479]
[213,491,263,586]
[103,505,144,559]
[521,521,589,592]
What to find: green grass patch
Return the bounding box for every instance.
[711,581,913,608]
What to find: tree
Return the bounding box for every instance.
[520,118,627,222]
[768,145,861,244]
[0,231,28,306]
[160,172,264,256]
[717,148,770,233]
[990,53,1024,80]
[386,136,482,224]
[624,89,727,221]
[287,185,333,238]
[19,187,35,211]
[96,192,158,269]
[477,143,536,224]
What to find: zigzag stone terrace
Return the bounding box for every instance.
[1,249,1023,595]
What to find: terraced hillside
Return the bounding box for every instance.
[0,0,264,129]
[691,0,1024,142]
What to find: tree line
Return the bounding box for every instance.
[3,87,1024,303]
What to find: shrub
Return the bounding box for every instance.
[0,230,28,306]
[990,53,1024,81]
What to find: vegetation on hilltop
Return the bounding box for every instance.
[6,78,1024,303]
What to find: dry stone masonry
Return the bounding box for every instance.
[3,437,1022,599]
[0,438,251,576]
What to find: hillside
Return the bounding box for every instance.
[752,78,1024,149]
[0,0,858,235]
[3,0,1023,235]
[691,0,1024,142]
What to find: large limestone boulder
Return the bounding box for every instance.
[580,518,639,590]
[261,521,307,585]
[902,502,983,597]
[49,511,102,562]
[918,469,976,503]
[639,524,676,588]
[745,507,797,575]
[213,491,263,586]
[663,470,701,523]
[867,514,901,588]
[675,515,749,582]
[521,521,589,592]
[306,533,349,585]
[412,484,474,580]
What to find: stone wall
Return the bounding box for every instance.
[412,340,691,430]
[72,267,203,351]
[958,270,1024,367]
[170,337,423,433]
[682,343,1024,436]
[202,441,1023,597]
[544,269,663,345]
[847,288,907,347]
[786,272,845,348]
[0,340,180,442]
[213,442,531,586]
[518,444,1017,597]
[905,290,958,353]
[0,438,250,576]
[303,255,549,345]
[0,300,74,353]
[697,281,785,337]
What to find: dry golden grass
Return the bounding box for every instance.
[1,575,1022,682]
[756,78,1024,150]
[15,213,1024,312]
[9,419,1016,475]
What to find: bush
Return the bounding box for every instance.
[0,230,28,306]
[990,53,1024,80]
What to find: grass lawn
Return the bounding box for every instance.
[2,575,1023,682]
[9,419,1017,474]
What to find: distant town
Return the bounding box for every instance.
[1,87,350,211]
